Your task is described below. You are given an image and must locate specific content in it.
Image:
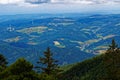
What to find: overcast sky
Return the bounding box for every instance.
[0,0,120,15]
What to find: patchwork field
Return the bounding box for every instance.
[0,14,120,65]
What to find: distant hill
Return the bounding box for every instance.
[0,14,120,65]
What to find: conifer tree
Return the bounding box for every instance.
[108,39,118,50]
[36,47,60,75]
[104,39,120,80]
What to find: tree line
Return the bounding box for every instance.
[0,47,61,80]
[0,39,120,80]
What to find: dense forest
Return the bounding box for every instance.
[0,39,120,80]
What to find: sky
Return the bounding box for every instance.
[0,0,120,15]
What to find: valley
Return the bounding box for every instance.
[0,14,120,65]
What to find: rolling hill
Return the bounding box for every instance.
[0,14,120,65]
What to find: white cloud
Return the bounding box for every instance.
[42,0,120,4]
[50,0,94,4]
[0,0,120,15]
[0,0,120,6]
[0,0,24,4]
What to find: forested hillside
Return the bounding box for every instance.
[61,39,120,80]
[0,39,120,80]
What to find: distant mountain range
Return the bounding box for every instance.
[0,14,120,65]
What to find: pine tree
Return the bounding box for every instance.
[108,39,118,50]
[36,47,60,75]
[104,39,120,80]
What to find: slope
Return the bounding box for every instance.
[61,48,120,80]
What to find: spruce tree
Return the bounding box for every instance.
[108,39,118,50]
[36,47,60,75]
[104,39,120,80]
